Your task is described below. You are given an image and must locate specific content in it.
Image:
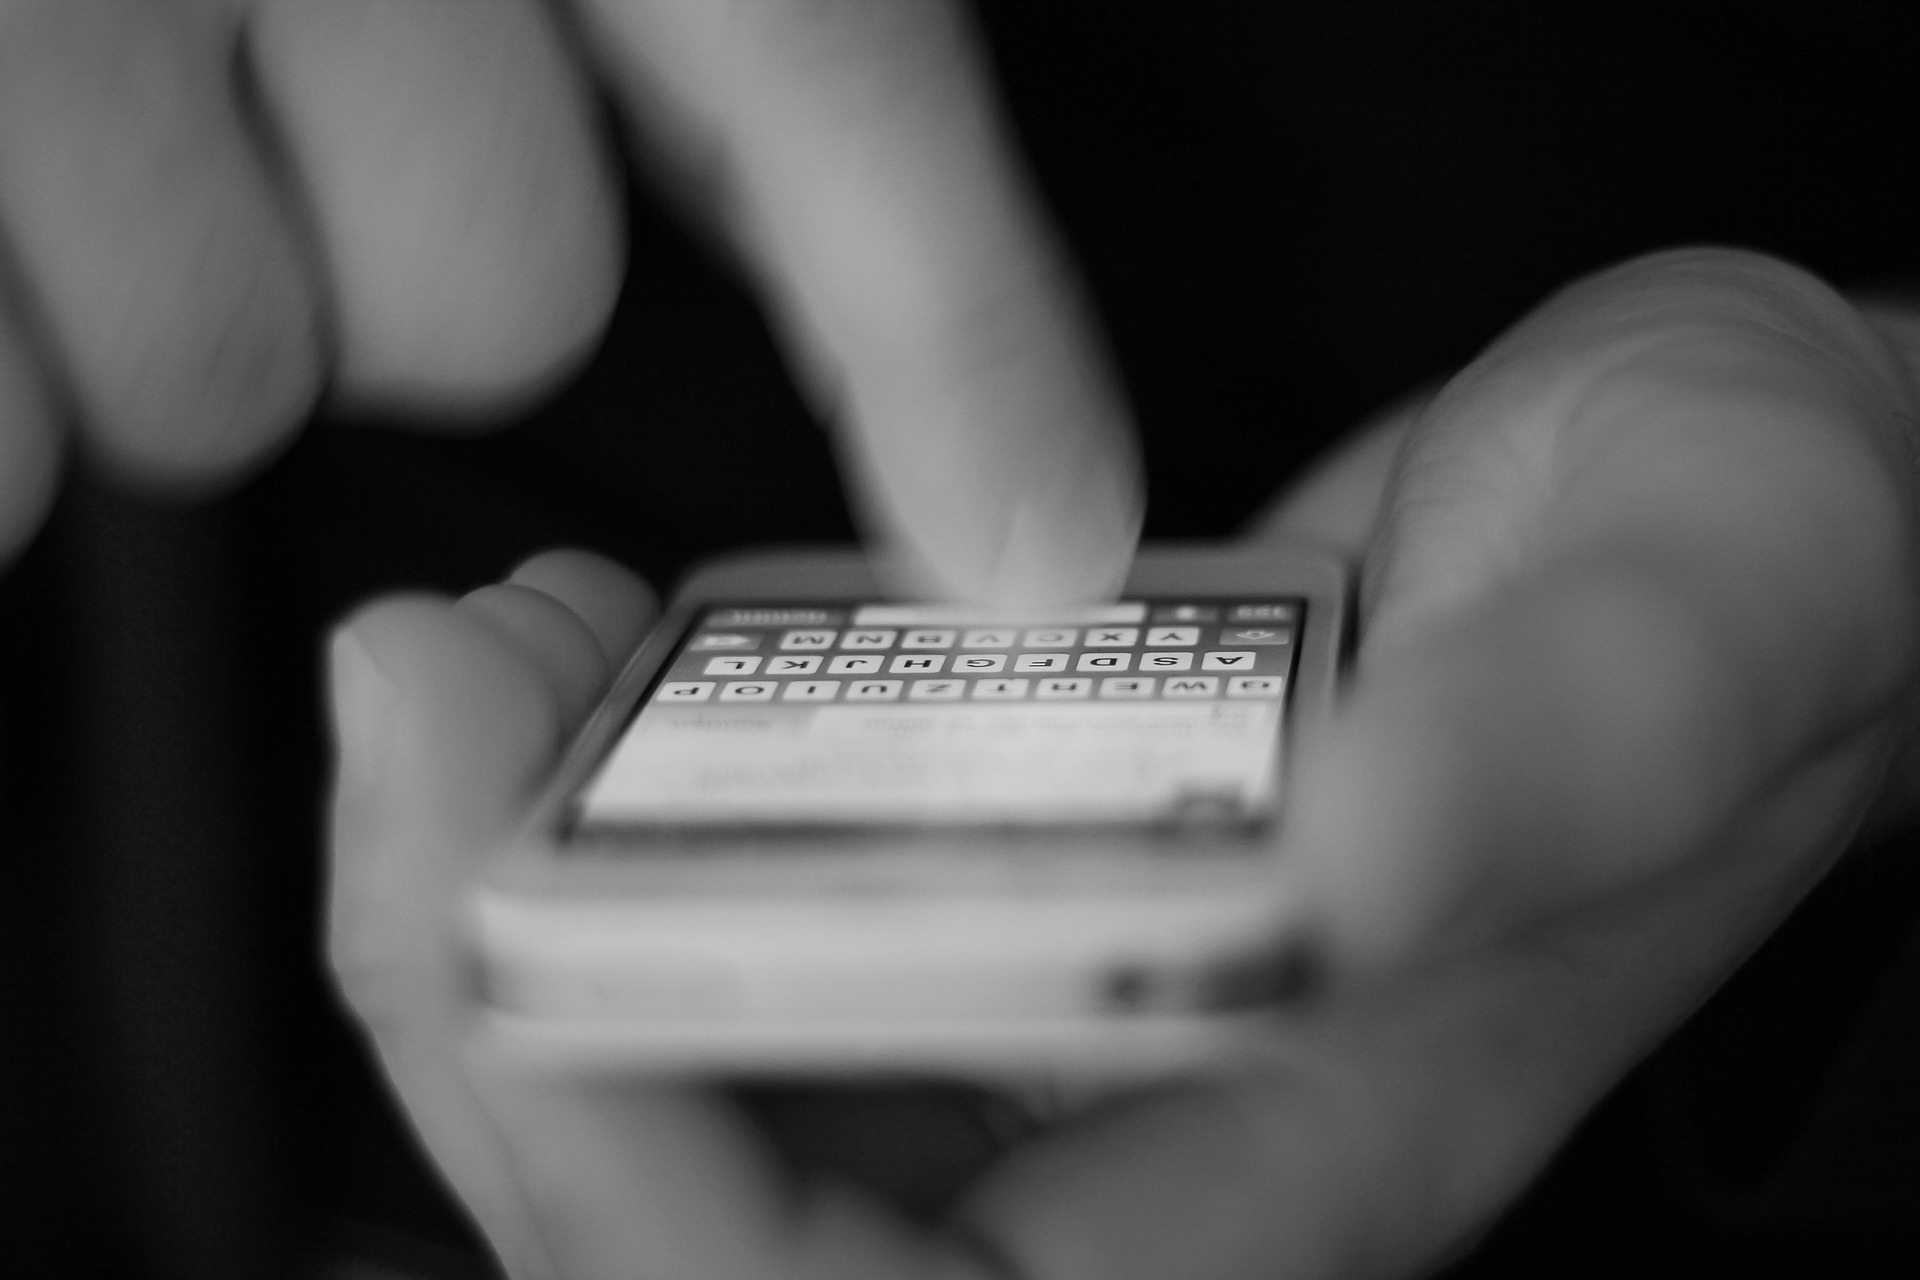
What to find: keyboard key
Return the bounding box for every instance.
[1201,651,1258,671]
[656,681,714,702]
[901,629,956,649]
[1227,676,1285,698]
[1084,627,1140,647]
[909,679,965,700]
[691,633,758,651]
[703,655,762,675]
[1230,603,1297,624]
[1035,677,1092,699]
[951,653,1008,673]
[845,680,903,701]
[1144,626,1200,647]
[889,654,947,674]
[1221,628,1291,646]
[1022,627,1078,648]
[828,654,884,674]
[1013,652,1070,672]
[1162,676,1219,699]
[1076,651,1132,672]
[1139,651,1194,671]
[764,655,822,675]
[779,629,837,650]
[962,628,1017,649]
[720,681,777,701]
[972,678,1031,700]
[841,629,898,650]
[1099,677,1155,699]
[782,680,841,701]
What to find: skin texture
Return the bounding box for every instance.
[0,0,1139,597]
[329,250,1920,1279]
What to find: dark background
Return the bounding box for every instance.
[3,2,1918,1275]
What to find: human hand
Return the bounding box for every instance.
[330,246,1919,1279]
[0,0,1137,601]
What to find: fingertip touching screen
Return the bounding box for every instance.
[572,598,1303,833]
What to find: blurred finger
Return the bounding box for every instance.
[333,585,948,1280]
[329,594,575,1278]
[459,582,612,729]
[0,307,59,561]
[574,0,1141,606]
[0,0,322,479]
[506,547,658,667]
[1854,299,1920,392]
[248,0,621,416]
[1293,249,1918,966]
[462,1070,798,1280]
[1241,391,1424,554]
[959,738,1888,1280]
[467,1062,1019,1280]
[960,754,1879,1280]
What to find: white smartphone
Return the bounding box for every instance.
[472,543,1347,1079]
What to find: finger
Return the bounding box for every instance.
[248,0,621,416]
[336,583,980,1280]
[0,306,59,561]
[459,583,612,730]
[461,1070,800,1280]
[467,1064,1013,1280]
[574,0,1142,606]
[0,0,321,480]
[458,549,659,727]
[1293,248,1919,966]
[506,547,658,668]
[328,596,572,1278]
[959,744,1883,1280]
[1240,391,1424,554]
[1853,298,1920,390]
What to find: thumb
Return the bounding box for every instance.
[1286,249,1918,970]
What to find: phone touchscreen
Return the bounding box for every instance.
[571,598,1304,833]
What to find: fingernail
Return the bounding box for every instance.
[984,486,1140,609]
[328,626,401,766]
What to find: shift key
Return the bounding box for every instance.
[1220,627,1291,645]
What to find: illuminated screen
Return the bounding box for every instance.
[572,598,1302,830]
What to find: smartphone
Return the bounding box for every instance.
[472,543,1347,1079]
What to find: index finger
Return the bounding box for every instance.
[570,0,1142,607]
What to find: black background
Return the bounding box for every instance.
[3,2,1919,1275]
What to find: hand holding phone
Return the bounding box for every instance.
[472,544,1347,1077]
